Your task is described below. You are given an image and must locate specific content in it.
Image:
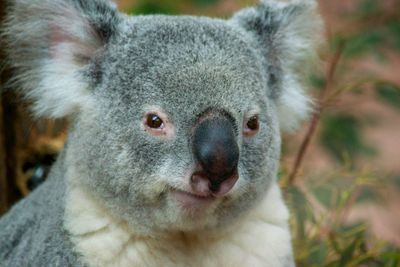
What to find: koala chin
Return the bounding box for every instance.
[0,0,322,266]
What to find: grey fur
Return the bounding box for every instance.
[0,0,322,266]
[0,152,84,266]
[232,0,321,99]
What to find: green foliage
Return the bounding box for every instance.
[320,114,374,162]
[356,0,379,19]
[129,0,178,15]
[286,173,400,267]
[192,0,219,7]
[341,0,400,58]
[375,83,400,110]
[333,3,382,58]
[394,176,400,190]
[355,186,381,203]
[128,0,222,15]
[285,0,400,265]
[309,73,326,91]
[312,184,333,208]
[342,31,384,58]
[387,20,400,51]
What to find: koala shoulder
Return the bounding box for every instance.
[0,157,84,266]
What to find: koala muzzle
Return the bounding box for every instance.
[192,115,239,196]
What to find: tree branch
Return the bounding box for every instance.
[286,42,345,187]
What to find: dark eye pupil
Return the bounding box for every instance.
[147,114,163,129]
[247,116,259,130]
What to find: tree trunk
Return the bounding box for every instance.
[0,0,24,215]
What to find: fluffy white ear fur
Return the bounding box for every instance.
[267,0,322,132]
[33,59,95,117]
[233,0,323,132]
[2,0,118,118]
[278,73,313,131]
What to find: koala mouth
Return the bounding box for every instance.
[172,189,216,210]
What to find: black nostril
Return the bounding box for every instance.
[193,116,239,184]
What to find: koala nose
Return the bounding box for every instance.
[192,115,239,195]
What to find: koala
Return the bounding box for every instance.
[0,0,322,266]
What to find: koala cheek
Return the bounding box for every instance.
[140,158,181,197]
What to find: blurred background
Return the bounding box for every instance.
[0,0,399,265]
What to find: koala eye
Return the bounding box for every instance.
[142,110,175,138]
[146,114,164,129]
[244,115,259,137]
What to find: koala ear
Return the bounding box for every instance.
[231,0,323,131]
[2,0,121,118]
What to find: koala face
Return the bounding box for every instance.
[68,16,282,233]
[3,0,321,235]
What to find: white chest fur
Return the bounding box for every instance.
[64,183,294,267]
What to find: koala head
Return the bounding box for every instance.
[2,0,321,235]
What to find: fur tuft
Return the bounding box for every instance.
[232,0,323,131]
[1,0,121,118]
